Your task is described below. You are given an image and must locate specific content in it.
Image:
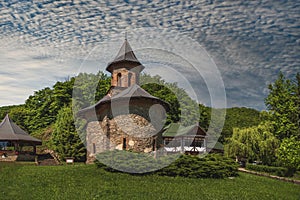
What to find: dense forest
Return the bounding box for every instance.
[0,71,261,159]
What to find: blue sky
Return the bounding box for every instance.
[0,0,299,110]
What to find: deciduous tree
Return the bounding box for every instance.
[51,106,86,161]
[225,123,279,165]
[276,136,300,171]
[265,72,299,139]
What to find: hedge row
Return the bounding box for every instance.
[245,164,294,177]
[158,154,239,178]
[95,150,239,178]
[95,150,176,174]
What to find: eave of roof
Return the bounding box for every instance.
[77,84,169,116]
[0,114,42,144]
[162,123,207,137]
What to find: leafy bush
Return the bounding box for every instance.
[158,154,238,178]
[245,164,294,177]
[275,136,300,171]
[95,150,238,178]
[95,150,176,174]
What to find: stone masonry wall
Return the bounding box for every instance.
[86,114,159,163]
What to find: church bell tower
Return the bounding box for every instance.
[106,38,144,88]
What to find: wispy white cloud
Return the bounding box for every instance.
[0,45,78,106]
[0,0,299,110]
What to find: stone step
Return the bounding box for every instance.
[38,158,58,166]
[36,153,59,166]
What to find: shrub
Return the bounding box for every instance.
[158,154,239,178]
[245,164,294,177]
[95,151,239,178]
[95,150,176,174]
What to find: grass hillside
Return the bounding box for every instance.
[0,163,299,200]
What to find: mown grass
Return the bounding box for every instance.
[0,162,299,200]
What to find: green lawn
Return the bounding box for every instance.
[0,162,299,200]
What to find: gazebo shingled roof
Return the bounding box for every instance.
[162,123,207,137]
[0,114,42,145]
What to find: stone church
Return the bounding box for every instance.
[78,39,169,163]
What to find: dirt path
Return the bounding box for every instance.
[238,168,300,185]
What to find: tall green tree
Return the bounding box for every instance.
[0,105,21,119]
[8,106,30,133]
[72,72,111,109]
[219,107,261,143]
[265,72,299,140]
[225,126,260,162]
[51,106,86,161]
[140,74,198,126]
[50,78,75,112]
[225,123,279,165]
[295,73,300,135]
[276,136,300,171]
[199,103,210,130]
[256,122,280,165]
[25,87,55,133]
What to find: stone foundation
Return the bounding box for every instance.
[0,154,36,162]
[0,155,18,162]
[86,114,161,163]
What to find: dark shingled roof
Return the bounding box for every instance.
[78,84,169,116]
[0,114,42,144]
[106,39,144,73]
[112,84,159,100]
[162,123,207,137]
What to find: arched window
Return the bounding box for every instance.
[152,138,156,151]
[122,138,126,150]
[117,73,122,87]
[128,73,132,86]
[92,143,96,154]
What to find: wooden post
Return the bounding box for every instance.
[33,145,36,155]
[153,137,157,159]
[35,156,39,166]
[180,136,184,153]
[13,142,19,152]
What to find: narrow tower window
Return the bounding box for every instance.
[128,73,132,87]
[92,143,96,154]
[117,73,122,87]
[152,138,156,151]
[123,138,126,150]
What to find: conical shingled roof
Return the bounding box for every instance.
[106,39,144,73]
[0,114,42,144]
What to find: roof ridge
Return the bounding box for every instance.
[106,39,144,73]
[116,39,134,58]
[0,114,28,136]
[112,84,158,100]
[1,114,15,135]
[0,114,42,143]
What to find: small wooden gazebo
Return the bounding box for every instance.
[0,114,42,161]
[162,123,207,155]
